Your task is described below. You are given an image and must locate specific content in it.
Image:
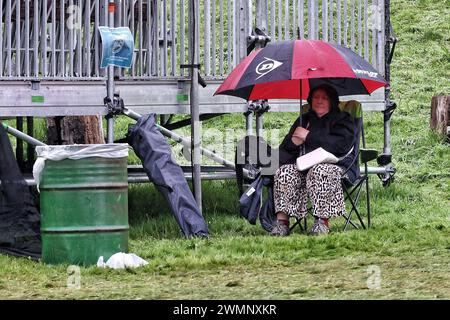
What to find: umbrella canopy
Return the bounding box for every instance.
[214,39,386,100]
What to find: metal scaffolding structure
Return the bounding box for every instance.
[0,0,390,115]
[0,0,397,202]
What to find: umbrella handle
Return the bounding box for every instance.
[299,145,305,157]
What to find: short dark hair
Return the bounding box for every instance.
[307,84,340,110]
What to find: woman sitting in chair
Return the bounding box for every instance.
[271,84,356,236]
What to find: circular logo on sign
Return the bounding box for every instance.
[112,39,125,54]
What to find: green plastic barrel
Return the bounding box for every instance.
[39,145,129,265]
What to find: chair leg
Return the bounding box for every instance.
[290,218,302,232]
[343,189,362,230]
[290,204,311,233]
[343,179,366,230]
[353,205,367,229]
[343,212,360,230]
[290,216,308,233]
[343,186,353,231]
[350,181,367,229]
[365,175,371,228]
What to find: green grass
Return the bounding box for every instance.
[1,0,450,300]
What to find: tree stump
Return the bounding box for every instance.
[46,116,105,145]
[430,95,450,137]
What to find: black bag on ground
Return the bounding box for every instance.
[238,174,264,225]
[127,114,209,238]
[236,135,277,232]
[235,135,278,196]
[239,174,277,232]
[258,177,277,232]
[0,124,41,259]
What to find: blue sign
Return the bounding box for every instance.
[99,26,134,68]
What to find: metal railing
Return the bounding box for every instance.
[0,0,385,80]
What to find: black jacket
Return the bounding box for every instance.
[278,106,356,172]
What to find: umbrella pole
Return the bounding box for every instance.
[299,80,305,156]
[299,80,302,125]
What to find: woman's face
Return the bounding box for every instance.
[311,89,331,117]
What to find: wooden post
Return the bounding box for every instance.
[430,95,450,136]
[46,116,105,145]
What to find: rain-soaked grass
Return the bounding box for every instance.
[0,0,449,299]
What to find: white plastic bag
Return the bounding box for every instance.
[33,144,129,191]
[97,252,149,269]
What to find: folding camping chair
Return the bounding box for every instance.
[289,100,378,233]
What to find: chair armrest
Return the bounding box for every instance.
[360,149,378,164]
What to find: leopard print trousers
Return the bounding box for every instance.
[274,163,346,219]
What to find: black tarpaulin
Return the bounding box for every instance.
[0,124,41,259]
[127,114,209,237]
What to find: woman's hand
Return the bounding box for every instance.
[291,127,310,146]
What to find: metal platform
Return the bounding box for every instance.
[0,78,386,117]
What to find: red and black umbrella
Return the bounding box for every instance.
[214,39,386,100]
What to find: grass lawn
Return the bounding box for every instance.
[0,0,449,299]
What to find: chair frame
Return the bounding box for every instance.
[289,102,376,233]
